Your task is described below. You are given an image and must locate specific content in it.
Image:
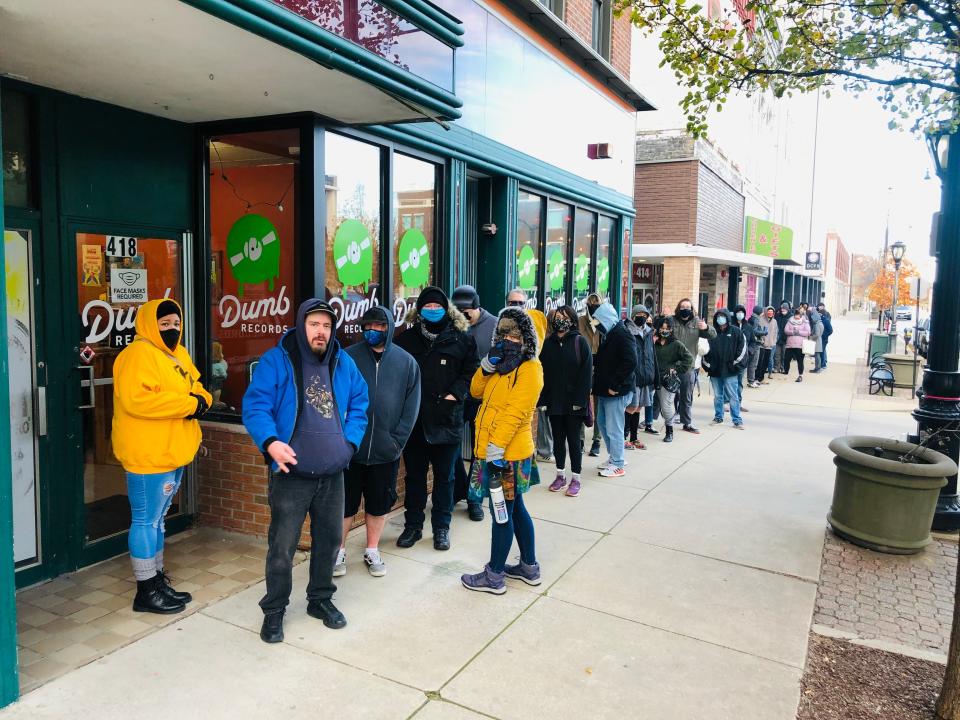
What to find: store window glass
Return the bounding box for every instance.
[573,208,595,314]
[516,191,542,307]
[1,89,34,208]
[392,154,437,329]
[544,200,571,314]
[208,129,300,417]
[325,133,382,344]
[597,215,615,302]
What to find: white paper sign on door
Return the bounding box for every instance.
[110,268,148,304]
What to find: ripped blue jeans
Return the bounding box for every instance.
[126,467,184,560]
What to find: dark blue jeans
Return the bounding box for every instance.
[488,490,536,573]
[260,471,344,615]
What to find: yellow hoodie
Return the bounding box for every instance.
[111,299,212,474]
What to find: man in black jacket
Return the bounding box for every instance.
[774,301,792,373]
[394,287,479,551]
[702,308,747,428]
[591,303,638,478]
[731,304,755,406]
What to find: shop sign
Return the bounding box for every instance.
[744,216,794,260]
[328,285,384,337]
[574,253,590,292]
[517,245,537,291]
[82,288,174,347]
[218,284,292,335]
[226,214,281,297]
[109,268,148,304]
[805,251,822,270]
[597,259,610,294]
[333,219,374,291]
[632,263,654,283]
[82,245,103,287]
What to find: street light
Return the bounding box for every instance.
[913,127,960,531]
[889,240,906,335]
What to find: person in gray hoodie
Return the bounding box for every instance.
[807,307,825,373]
[336,306,421,577]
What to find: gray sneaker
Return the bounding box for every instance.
[364,551,386,577]
[504,559,542,586]
[333,549,346,577]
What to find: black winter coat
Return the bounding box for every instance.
[592,322,639,397]
[625,320,656,388]
[394,311,479,445]
[703,311,748,379]
[538,330,592,416]
[775,311,791,345]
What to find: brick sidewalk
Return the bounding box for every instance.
[813,530,957,656]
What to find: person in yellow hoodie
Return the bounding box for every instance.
[461,307,544,594]
[112,299,212,614]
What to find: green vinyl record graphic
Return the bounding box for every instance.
[574,253,590,293]
[547,249,565,291]
[333,219,374,291]
[398,229,431,289]
[597,258,610,294]
[517,245,536,290]
[226,214,281,298]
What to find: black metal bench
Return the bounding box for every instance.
[868,352,895,396]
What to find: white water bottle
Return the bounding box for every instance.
[489,473,509,524]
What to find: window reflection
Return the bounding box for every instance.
[597,215,615,302]
[1,89,34,208]
[544,201,571,314]
[516,192,542,306]
[573,209,596,314]
[392,154,437,332]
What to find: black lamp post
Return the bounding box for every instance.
[913,128,960,532]
[889,240,906,336]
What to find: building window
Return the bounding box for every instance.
[392,153,437,329]
[207,129,300,418]
[538,0,564,17]
[596,215,615,302]
[545,200,572,314]
[1,89,35,209]
[573,208,596,312]
[325,132,382,343]
[516,191,543,306]
[591,0,611,60]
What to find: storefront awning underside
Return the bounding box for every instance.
[0,0,458,125]
[631,243,773,269]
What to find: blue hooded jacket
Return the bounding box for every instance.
[242,299,369,473]
[345,305,421,465]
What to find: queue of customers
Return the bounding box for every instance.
[108,283,835,646]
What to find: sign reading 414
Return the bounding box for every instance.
[105,236,138,258]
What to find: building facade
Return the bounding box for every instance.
[820,230,852,314]
[0,0,648,703]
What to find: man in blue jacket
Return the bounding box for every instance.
[336,305,420,578]
[243,299,369,644]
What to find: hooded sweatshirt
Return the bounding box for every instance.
[775,302,792,344]
[591,303,638,397]
[757,308,779,349]
[467,307,499,358]
[112,298,212,474]
[345,305,421,465]
[577,292,603,354]
[702,309,747,378]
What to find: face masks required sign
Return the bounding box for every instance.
[110,268,148,304]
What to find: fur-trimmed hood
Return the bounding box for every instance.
[493,307,539,360]
[403,303,470,333]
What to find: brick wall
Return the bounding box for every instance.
[633,161,699,245]
[564,0,593,49]
[562,0,630,75]
[661,257,701,315]
[610,10,631,77]
[695,163,745,251]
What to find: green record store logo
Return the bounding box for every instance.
[399,229,430,288]
[333,219,374,291]
[227,214,281,298]
[597,259,609,294]
[574,253,589,292]
[547,249,565,291]
[517,245,536,290]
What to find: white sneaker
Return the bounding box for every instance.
[364,550,386,577]
[333,548,347,577]
[599,466,626,478]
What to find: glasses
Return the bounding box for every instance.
[507,300,525,307]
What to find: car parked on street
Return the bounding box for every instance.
[896,305,913,321]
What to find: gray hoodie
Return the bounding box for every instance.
[345,305,422,465]
[467,307,499,359]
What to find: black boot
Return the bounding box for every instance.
[133,575,185,614]
[157,570,192,604]
[643,424,659,435]
[433,528,451,551]
[260,611,284,643]
[664,426,674,443]
[396,527,422,548]
[307,599,347,629]
[588,438,601,457]
[467,502,484,521]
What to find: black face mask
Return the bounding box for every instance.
[587,304,599,317]
[160,328,180,351]
[634,316,648,326]
[678,309,693,321]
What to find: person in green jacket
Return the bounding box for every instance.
[652,316,694,443]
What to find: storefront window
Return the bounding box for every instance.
[325,133,382,343]
[544,200,571,314]
[208,129,300,417]
[597,215,615,302]
[516,191,542,307]
[392,153,437,328]
[572,208,595,314]
[1,89,34,208]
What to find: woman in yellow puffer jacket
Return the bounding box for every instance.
[461,307,544,595]
[112,298,211,615]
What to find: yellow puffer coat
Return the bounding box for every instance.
[112,299,212,474]
[470,359,544,462]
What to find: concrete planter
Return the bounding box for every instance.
[827,436,956,554]
[882,353,922,389]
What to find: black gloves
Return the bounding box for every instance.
[187,393,209,420]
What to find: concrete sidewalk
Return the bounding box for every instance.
[1,325,917,719]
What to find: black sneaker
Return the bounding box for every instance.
[467,502,484,522]
[643,425,659,435]
[433,528,451,551]
[588,439,601,457]
[260,611,284,643]
[307,599,346,629]
[396,527,422,548]
[682,425,700,434]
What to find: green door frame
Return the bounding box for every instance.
[0,87,22,708]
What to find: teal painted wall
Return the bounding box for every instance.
[476,176,517,307]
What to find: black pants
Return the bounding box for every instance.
[260,471,344,615]
[403,424,459,531]
[677,369,697,426]
[785,347,805,376]
[625,411,641,442]
[549,414,584,474]
[756,348,771,382]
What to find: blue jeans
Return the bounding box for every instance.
[488,490,536,573]
[644,404,654,425]
[710,375,743,425]
[822,341,829,367]
[127,467,184,561]
[596,394,632,468]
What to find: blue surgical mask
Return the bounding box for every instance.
[716,316,728,327]
[420,307,446,323]
[735,311,745,321]
[363,329,386,347]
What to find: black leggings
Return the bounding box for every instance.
[625,411,641,442]
[785,347,805,376]
[549,414,584,474]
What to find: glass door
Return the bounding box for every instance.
[75,232,183,547]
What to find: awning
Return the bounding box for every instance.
[0,0,462,125]
[631,243,773,271]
